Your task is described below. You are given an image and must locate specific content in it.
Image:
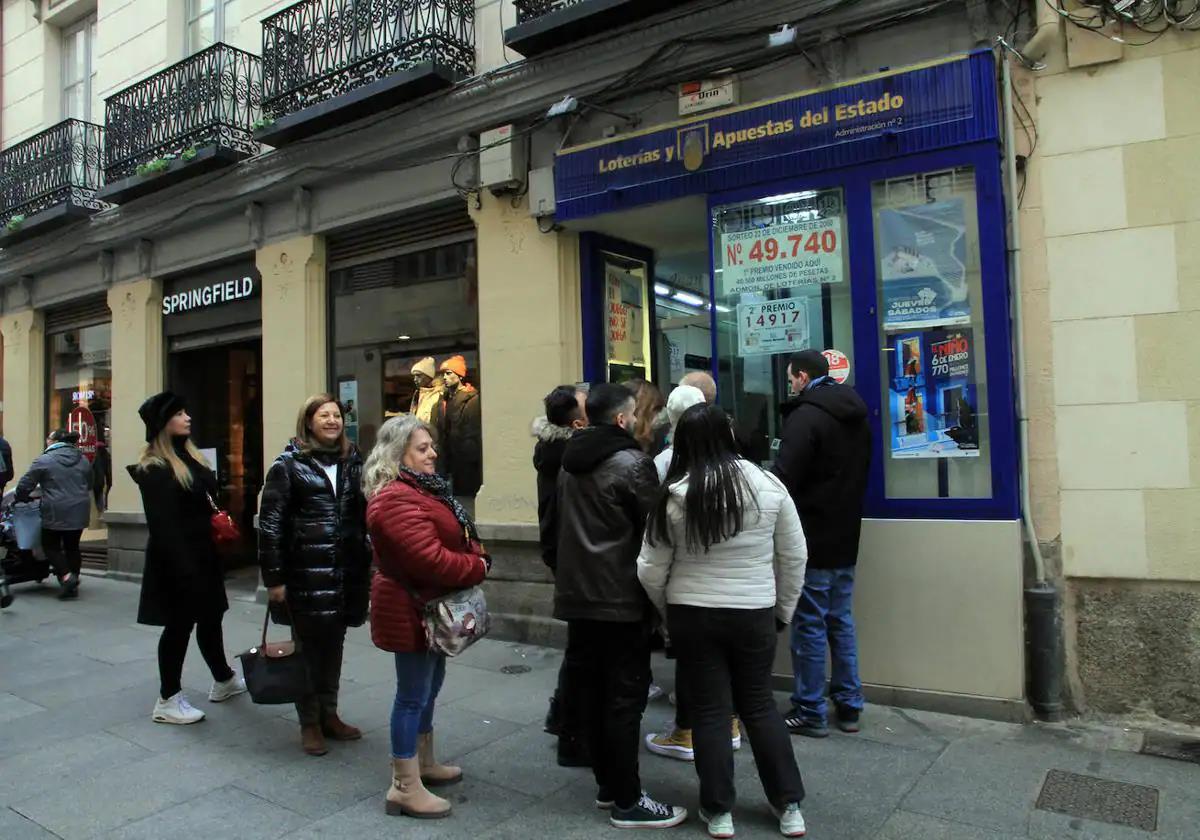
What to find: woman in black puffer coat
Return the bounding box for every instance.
[259,393,371,756]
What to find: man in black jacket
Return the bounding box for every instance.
[532,385,588,759]
[775,350,871,739]
[0,434,13,493]
[554,383,686,830]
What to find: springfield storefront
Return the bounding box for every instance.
[555,51,1025,718]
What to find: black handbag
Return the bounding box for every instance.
[238,604,312,705]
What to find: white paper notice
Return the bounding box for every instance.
[736,298,810,357]
[720,218,843,296]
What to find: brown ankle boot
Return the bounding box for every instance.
[385,757,451,819]
[321,712,362,741]
[301,724,328,756]
[417,731,462,786]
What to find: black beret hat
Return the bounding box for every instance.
[138,391,187,442]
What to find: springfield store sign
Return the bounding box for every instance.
[163,276,256,315]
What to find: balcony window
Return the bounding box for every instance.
[0,120,107,241]
[507,0,693,57]
[62,15,97,121]
[186,0,241,54]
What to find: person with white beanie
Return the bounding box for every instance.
[653,385,707,481]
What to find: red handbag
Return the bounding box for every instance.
[206,493,241,546]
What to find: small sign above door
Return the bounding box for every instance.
[163,276,257,315]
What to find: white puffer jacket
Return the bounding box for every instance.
[637,459,808,625]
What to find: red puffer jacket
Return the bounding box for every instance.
[367,473,487,653]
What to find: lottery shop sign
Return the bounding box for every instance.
[721,218,842,295]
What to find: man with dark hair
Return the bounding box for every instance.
[776,349,871,739]
[554,383,686,829]
[0,433,13,493]
[532,384,589,762]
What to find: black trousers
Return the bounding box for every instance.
[294,625,347,726]
[669,605,805,814]
[565,618,652,809]
[42,528,82,580]
[158,616,234,699]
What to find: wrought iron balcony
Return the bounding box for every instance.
[507,0,695,56]
[0,119,108,244]
[259,0,474,147]
[98,44,262,205]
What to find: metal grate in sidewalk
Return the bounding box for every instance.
[1036,769,1159,832]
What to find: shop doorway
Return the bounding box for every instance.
[167,340,263,569]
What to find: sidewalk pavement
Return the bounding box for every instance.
[0,575,1196,840]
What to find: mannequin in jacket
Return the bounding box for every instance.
[409,357,443,431]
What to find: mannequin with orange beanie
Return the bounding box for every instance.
[433,356,482,515]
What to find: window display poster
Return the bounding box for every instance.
[606,265,645,366]
[878,198,971,330]
[720,217,843,296]
[887,326,980,459]
[736,298,810,357]
[339,379,359,444]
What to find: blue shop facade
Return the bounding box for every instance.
[554,51,1027,716]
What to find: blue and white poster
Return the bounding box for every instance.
[887,327,980,459]
[878,198,971,330]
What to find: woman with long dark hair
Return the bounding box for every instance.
[259,394,371,756]
[364,415,490,819]
[638,404,809,839]
[130,392,245,725]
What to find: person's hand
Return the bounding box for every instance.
[480,554,493,575]
[775,618,788,633]
[268,585,287,603]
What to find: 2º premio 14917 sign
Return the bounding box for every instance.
[720,218,843,296]
[737,298,810,358]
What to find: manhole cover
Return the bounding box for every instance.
[1036,769,1159,831]
[500,665,531,675]
[1141,731,1200,766]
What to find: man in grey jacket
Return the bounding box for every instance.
[553,383,686,830]
[16,430,93,598]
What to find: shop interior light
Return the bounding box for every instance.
[673,291,706,307]
[654,283,671,296]
[397,335,411,340]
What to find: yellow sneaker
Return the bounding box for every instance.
[732,718,742,751]
[645,727,694,761]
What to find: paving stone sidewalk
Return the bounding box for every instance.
[0,575,1196,839]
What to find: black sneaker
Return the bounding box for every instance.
[835,707,861,734]
[557,735,592,768]
[595,788,615,810]
[610,792,687,829]
[784,711,829,739]
[545,695,563,736]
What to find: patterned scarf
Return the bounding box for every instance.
[399,467,480,544]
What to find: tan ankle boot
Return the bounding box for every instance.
[301,724,328,756]
[418,731,463,786]
[385,757,451,819]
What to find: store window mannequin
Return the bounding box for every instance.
[434,356,482,515]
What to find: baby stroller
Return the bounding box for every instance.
[0,490,52,608]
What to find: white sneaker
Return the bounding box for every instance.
[701,809,735,838]
[773,803,807,837]
[208,674,247,702]
[152,692,206,725]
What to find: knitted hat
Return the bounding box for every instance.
[411,357,436,380]
[666,385,706,433]
[440,355,468,378]
[138,391,186,442]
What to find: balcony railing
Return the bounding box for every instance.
[259,0,474,146]
[508,0,693,56]
[0,119,107,242]
[100,44,261,201]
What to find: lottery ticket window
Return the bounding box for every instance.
[871,166,993,500]
[710,186,854,464]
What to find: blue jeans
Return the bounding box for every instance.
[391,651,446,759]
[790,567,863,724]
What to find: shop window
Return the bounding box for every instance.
[602,251,653,383]
[711,187,854,463]
[330,238,480,461]
[47,322,112,508]
[870,167,992,500]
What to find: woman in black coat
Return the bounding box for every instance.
[259,393,371,756]
[129,392,246,726]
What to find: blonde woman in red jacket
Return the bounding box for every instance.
[364,415,490,820]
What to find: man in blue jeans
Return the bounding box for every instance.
[774,350,872,738]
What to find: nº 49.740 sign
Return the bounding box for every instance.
[720,217,844,296]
